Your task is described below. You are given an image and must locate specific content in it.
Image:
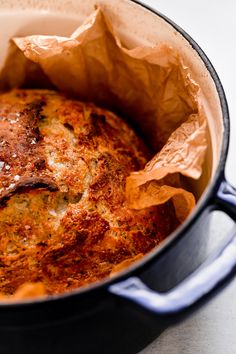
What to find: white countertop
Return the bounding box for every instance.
[140,0,236,353]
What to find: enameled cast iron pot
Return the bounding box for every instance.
[1,0,236,353]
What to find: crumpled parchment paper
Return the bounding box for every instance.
[0,8,207,223]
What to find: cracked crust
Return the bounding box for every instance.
[0,89,177,298]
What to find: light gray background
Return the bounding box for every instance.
[139,1,236,353]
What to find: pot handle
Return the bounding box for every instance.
[109,178,236,314]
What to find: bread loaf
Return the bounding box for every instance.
[0,89,177,297]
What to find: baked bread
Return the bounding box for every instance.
[0,89,177,297]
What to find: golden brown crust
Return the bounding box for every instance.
[0,89,177,297]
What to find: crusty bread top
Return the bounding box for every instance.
[0,90,176,297]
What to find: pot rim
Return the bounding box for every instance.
[0,0,230,309]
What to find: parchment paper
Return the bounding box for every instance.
[0,8,207,223]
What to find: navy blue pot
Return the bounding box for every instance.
[0,1,236,353]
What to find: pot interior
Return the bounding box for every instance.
[0,0,224,201]
[0,0,226,301]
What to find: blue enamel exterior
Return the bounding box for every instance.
[110,178,236,314]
